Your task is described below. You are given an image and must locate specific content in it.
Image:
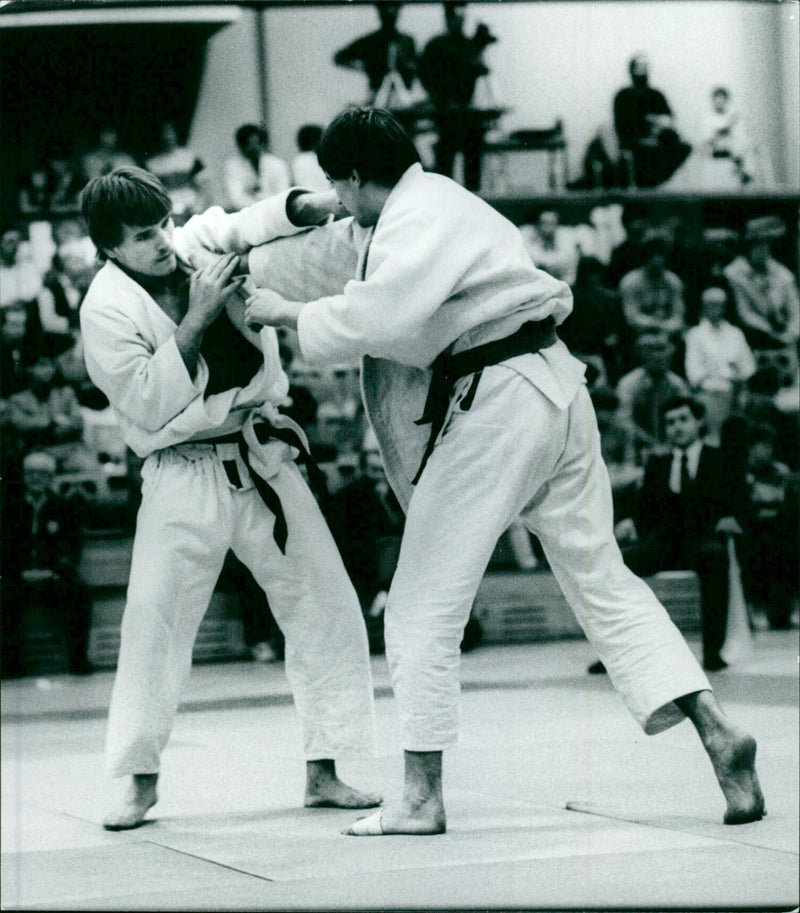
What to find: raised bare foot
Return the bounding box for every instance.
[341,798,446,836]
[710,731,766,824]
[103,773,158,831]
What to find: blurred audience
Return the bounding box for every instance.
[520,208,580,285]
[723,216,800,352]
[1,450,93,678]
[740,423,799,631]
[558,256,624,385]
[619,230,686,346]
[290,125,329,191]
[333,2,417,104]
[604,202,651,291]
[224,123,291,212]
[684,282,756,442]
[616,332,690,462]
[613,52,691,188]
[80,126,137,182]
[699,86,756,189]
[144,122,209,223]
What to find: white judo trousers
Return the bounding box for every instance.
[385,365,711,752]
[105,445,375,777]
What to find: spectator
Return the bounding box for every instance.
[520,209,580,286]
[1,225,44,321]
[278,342,319,435]
[740,423,799,631]
[558,256,625,385]
[6,356,91,471]
[47,146,83,214]
[614,396,747,670]
[699,86,756,190]
[290,125,329,192]
[80,127,137,183]
[217,553,284,664]
[1,303,40,399]
[685,283,756,442]
[604,201,651,291]
[723,216,800,351]
[224,123,291,212]
[333,2,417,104]
[418,0,496,190]
[18,166,51,216]
[616,332,690,462]
[619,230,686,346]
[37,241,98,356]
[1,450,93,678]
[145,122,209,223]
[613,53,691,188]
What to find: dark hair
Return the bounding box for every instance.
[748,421,777,448]
[235,124,267,152]
[297,124,324,152]
[317,107,420,185]
[660,394,705,421]
[80,166,171,255]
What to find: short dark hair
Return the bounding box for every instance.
[317,107,420,185]
[297,124,323,152]
[80,167,171,255]
[660,394,705,421]
[236,123,267,152]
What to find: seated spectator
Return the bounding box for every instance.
[18,166,51,216]
[604,201,651,291]
[6,356,94,471]
[1,303,41,399]
[684,283,756,442]
[1,226,44,333]
[613,53,691,188]
[37,241,98,356]
[520,209,580,285]
[326,431,405,648]
[290,125,329,192]
[614,395,746,670]
[558,256,625,385]
[316,365,364,457]
[723,216,800,351]
[46,145,83,214]
[619,229,686,345]
[740,423,799,631]
[278,341,319,433]
[80,126,137,183]
[699,86,756,190]
[1,450,93,677]
[51,218,97,266]
[615,332,690,463]
[145,122,209,223]
[592,385,639,518]
[224,123,291,212]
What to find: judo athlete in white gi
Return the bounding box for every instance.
[79,167,379,830]
[242,109,766,837]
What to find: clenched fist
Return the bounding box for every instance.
[245,288,303,332]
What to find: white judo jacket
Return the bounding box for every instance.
[247,164,587,508]
[80,192,309,471]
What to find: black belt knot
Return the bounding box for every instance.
[412,317,557,485]
[211,421,329,554]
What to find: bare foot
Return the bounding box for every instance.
[304,778,382,809]
[709,730,766,824]
[342,798,446,836]
[103,773,158,831]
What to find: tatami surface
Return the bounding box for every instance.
[2,633,798,911]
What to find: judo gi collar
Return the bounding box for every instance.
[114,259,189,297]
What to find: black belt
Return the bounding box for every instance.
[412,317,557,485]
[204,421,328,554]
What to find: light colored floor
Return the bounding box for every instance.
[2,632,798,911]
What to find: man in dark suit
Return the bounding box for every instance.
[615,395,746,670]
[1,450,92,677]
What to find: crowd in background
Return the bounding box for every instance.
[2,85,798,676]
